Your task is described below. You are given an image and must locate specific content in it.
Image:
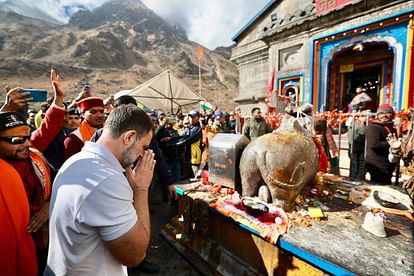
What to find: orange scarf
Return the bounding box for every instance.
[0,160,37,275]
[29,148,51,200]
[79,120,96,142]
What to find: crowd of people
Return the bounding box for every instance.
[0,69,275,275]
[1,69,413,275]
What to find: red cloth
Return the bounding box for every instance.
[210,196,289,244]
[8,159,50,249]
[77,97,104,112]
[31,105,66,152]
[0,159,37,276]
[8,105,65,250]
[64,110,99,161]
[63,133,84,161]
[267,69,275,101]
[314,137,329,173]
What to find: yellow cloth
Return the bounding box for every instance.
[191,140,202,165]
[308,207,325,218]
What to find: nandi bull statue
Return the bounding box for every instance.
[240,112,319,211]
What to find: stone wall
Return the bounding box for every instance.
[234,56,269,107]
[269,33,312,104]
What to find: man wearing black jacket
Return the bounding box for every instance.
[155,116,181,185]
[365,104,398,184]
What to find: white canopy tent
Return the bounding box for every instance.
[115,70,203,113]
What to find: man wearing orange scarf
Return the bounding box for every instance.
[63,97,105,160]
[0,69,66,274]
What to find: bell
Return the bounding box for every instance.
[362,212,386,238]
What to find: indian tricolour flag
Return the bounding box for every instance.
[200,100,213,111]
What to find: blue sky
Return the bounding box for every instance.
[0,0,269,49]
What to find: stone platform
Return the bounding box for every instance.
[162,183,414,276]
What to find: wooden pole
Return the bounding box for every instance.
[198,59,202,98]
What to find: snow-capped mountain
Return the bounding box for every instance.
[0,0,90,24]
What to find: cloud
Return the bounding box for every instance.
[0,0,269,49]
[141,0,269,49]
[48,0,110,20]
[0,0,110,21]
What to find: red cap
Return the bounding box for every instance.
[376,104,394,113]
[78,97,104,112]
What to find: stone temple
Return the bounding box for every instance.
[231,0,414,114]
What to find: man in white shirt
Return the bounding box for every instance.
[46,105,155,275]
[350,86,371,111]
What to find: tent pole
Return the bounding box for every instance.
[168,72,174,113]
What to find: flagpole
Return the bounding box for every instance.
[197,45,203,99]
[198,59,202,98]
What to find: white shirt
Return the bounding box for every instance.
[46,142,137,276]
[351,92,371,106]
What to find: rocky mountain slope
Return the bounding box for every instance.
[0,0,238,110]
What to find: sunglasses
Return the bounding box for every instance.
[0,135,31,145]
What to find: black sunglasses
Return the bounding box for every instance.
[0,135,30,144]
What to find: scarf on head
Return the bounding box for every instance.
[79,120,96,142]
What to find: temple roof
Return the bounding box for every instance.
[232,0,367,43]
[258,3,316,40]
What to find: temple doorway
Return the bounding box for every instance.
[342,65,381,112]
[327,42,394,112]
